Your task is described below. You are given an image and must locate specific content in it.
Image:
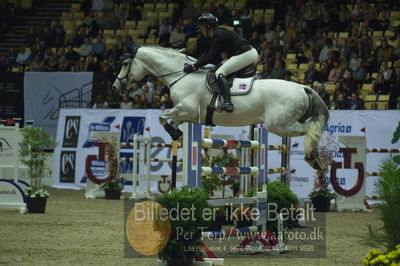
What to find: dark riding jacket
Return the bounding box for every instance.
[194,28,253,68]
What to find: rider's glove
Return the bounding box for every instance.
[183,63,195,73]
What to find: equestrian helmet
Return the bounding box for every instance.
[198,13,218,26]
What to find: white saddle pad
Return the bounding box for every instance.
[230,77,254,95]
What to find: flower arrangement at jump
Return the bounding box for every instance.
[19,126,57,213]
[361,155,400,265]
[308,135,337,212]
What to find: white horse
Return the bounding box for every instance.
[112,44,329,171]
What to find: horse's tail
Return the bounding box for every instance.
[303,86,329,166]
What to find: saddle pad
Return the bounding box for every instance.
[230,77,254,95]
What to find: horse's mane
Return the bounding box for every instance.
[140,45,196,62]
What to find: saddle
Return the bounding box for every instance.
[204,64,258,126]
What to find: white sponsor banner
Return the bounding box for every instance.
[52,109,400,199]
[52,109,248,190]
[289,110,400,199]
[24,72,93,138]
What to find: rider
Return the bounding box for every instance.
[183,13,259,113]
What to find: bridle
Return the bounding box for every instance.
[116,42,195,90]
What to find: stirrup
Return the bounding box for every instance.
[219,101,234,113]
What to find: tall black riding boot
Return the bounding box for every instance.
[217,74,234,113]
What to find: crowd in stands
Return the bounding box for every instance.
[0,0,400,111]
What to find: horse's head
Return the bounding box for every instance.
[112,41,146,95]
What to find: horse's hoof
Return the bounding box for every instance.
[171,128,183,141]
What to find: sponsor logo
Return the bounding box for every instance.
[83,116,116,148]
[62,116,81,147]
[60,151,76,183]
[325,123,352,135]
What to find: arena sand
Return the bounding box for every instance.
[0,188,381,266]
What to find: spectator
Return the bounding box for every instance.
[29,55,43,71]
[128,82,144,99]
[335,92,348,110]
[181,0,197,22]
[65,45,81,63]
[270,61,285,79]
[0,54,9,71]
[379,61,394,81]
[304,61,319,84]
[161,93,173,109]
[377,11,390,31]
[352,60,366,88]
[115,2,129,27]
[389,67,400,109]
[158,18,173,47]
[138,94,149,109]
[120,94,133,109]
[80,0,93,16]
[132,95,141,109]
[319,38,334,63]
[58,55,74,71]
[182,17,197,38]
[348,93,364,110]
[15,46,31,70]
[141,84,153,105]
[84,55,100,71]
[376,39,393,64]
[372,73,391,95]
[150,94,164,109]
[92,35,105,60]
[169,23,186,48]
[92,95,108,108]
[328,61,340,83]
[42,55,59,71]
[80,37,93,57]
[318,61,331,83]
[313,81,330,107]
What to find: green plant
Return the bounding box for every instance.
[100,178,124,191]
[157,186,211,263]
[248,181,299,212]
[19,127,57,198]
[362,246,400,265]
[360,155,400,253]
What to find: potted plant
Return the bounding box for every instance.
[19,127,57,213]
[157,186,211,266]
[361,155,400,265]
[100,178,124,199]
[309,135,338,212]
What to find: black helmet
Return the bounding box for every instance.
[198,13,218,26]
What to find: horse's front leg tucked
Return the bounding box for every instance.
[159,105,184,141]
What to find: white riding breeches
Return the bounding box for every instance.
[215,47,258,78]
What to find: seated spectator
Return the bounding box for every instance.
[92,95,108,108]
[379,61,394,82]
[158,21,172,47]
[318,61,331,83]
[150,94,164,109]
[313,81,329,107]
[29,55,43,71]
[58,55,74,71]
[377,11,390,31]
[352,60,367,88]
[328,61,340,83]
[376,39,393,64]
[372,73,391,95]
[182,18,197,38]
[270,61,285,79]
[15,46,31,70]
[92,35,105,60]
[65,45,81,63]
[319,38,334,63]
[0,54,9,71]
[335,93,348,110]
[132,95,142,109]
[115,2,129,27]
[304,61,318,84]
[42,55,59,71]
[348,93,364,110]
[161,93,174,109]
[120,94,133,109]
[389,67,400,109]
[169,23,186,49]
[138,94,149,109]
[84,55,100,71]
[128,82,144,99]
[80,37,93,57]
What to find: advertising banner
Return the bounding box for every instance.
[24,72,93,138]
